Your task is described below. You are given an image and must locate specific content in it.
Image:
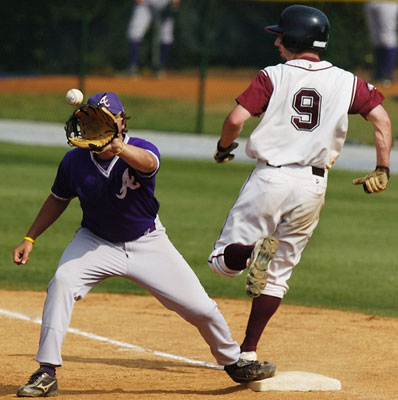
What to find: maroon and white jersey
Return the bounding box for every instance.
[238,58,384,169]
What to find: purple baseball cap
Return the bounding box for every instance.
[87,91,124,115]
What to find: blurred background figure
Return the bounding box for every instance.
[126,0,180,77]
[365,1,398,87]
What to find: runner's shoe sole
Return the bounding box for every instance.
[246,237,279,298]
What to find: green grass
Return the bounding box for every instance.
[286,173,398,317]
[2,92,398,144]
[0,143,397,317]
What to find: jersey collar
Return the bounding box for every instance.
[90,134,130,178]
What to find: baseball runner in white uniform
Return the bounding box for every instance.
[13,92,275,397]
[365,1,398,86]
[209,5,392,362]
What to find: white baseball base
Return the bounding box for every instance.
[247,371,341,392]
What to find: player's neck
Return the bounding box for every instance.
[295,52,320,61]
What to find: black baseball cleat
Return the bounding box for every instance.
[17,368,58,397]
[224,359,276,383]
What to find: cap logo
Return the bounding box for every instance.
[99,95,111,108]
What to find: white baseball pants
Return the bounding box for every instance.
[365,2,398,48]
[208,162,327,299]
[36,219,240,367]
[127,3,174,44]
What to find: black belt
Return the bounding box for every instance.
[266,163,325,178]
[312,166,325,177]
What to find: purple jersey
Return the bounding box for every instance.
[51,135,160,242]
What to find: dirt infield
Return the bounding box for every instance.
[0,74,253,105]
[0,290,396,400]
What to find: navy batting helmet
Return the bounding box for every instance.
[265,5,330,53]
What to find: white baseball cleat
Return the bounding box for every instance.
[246,237,279,298]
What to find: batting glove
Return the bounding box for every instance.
[352,166,390,194]
[214,140,239,163]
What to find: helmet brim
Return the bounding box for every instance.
[265,25,283,34]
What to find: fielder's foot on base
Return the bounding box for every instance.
[246,237,279,298]
[17,368,58,397]
[224,359,276,383]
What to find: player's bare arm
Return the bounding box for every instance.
[352,104,392,194]
[115,140,158,173]
[13,195,70,265]
[99,136,158,173]
[213,105,251,163]
[219,104,251,148]
[366,104,392,168]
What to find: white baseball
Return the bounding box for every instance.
[66,88,84,106]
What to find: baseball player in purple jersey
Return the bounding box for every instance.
[13,92,275,397]
[209,5,392,363]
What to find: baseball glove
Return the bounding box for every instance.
[352,166,390,194]
[214,140,239,163]
[65,104,119,152]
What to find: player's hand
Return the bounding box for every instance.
[352,166,389,194]
[214,140,239,163]
[95,137,125,156]
[13,240,34,265]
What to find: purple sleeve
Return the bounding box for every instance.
[236,71,274,117]
[129,137,160,158]
[51,155,76,200]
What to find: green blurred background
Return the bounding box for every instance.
[2,1,375,76]
[2,0,397,140]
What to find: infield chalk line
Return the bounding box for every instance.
[0,308,221,370]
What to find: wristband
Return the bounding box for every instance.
[376,165,390,178]
[24,236,35,244]
[217,140,239,153]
